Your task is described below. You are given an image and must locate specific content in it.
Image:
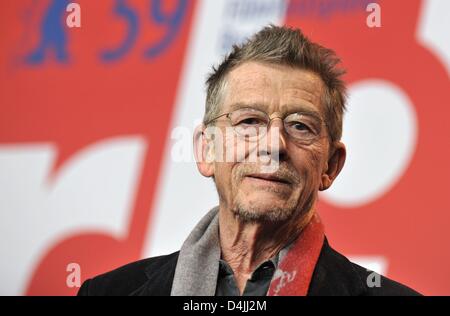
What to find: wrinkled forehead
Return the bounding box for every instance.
[222,62,325,116]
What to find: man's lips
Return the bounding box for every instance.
[246,173,292,185]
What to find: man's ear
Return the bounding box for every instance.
[319,141,346,191]
[193,124,215,178]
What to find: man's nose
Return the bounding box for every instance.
[260,118,288,159]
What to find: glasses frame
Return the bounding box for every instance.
[204,107,329,146]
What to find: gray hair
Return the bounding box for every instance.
[204,25,347,143]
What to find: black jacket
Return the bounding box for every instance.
[77,239,421,296]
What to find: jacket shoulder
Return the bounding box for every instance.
[77,251,179,296]
[309,239,421,296]
[349,261,422,296]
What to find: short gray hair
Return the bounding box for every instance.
[204,25,347,143]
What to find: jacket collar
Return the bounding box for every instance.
[133,238,367,296]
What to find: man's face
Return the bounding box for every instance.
[208,62,334,222]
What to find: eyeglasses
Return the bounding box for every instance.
[204,107,327,145]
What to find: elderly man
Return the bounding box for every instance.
[78,25,420,296]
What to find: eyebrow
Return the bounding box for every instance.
[228,102,266,112]
[228,102,323,119]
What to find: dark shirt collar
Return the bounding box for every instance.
[219,253,278,276]
[216,253,279,296]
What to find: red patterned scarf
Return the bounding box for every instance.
[268,213,325,296]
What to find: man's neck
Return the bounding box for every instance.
[218,207,314,294]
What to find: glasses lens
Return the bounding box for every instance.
[229,108,268,138]
[284,112,322,143]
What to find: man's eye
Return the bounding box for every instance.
[239,118,263,125]
[291,122,311,131]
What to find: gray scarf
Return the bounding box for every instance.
[170,207,221,296]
